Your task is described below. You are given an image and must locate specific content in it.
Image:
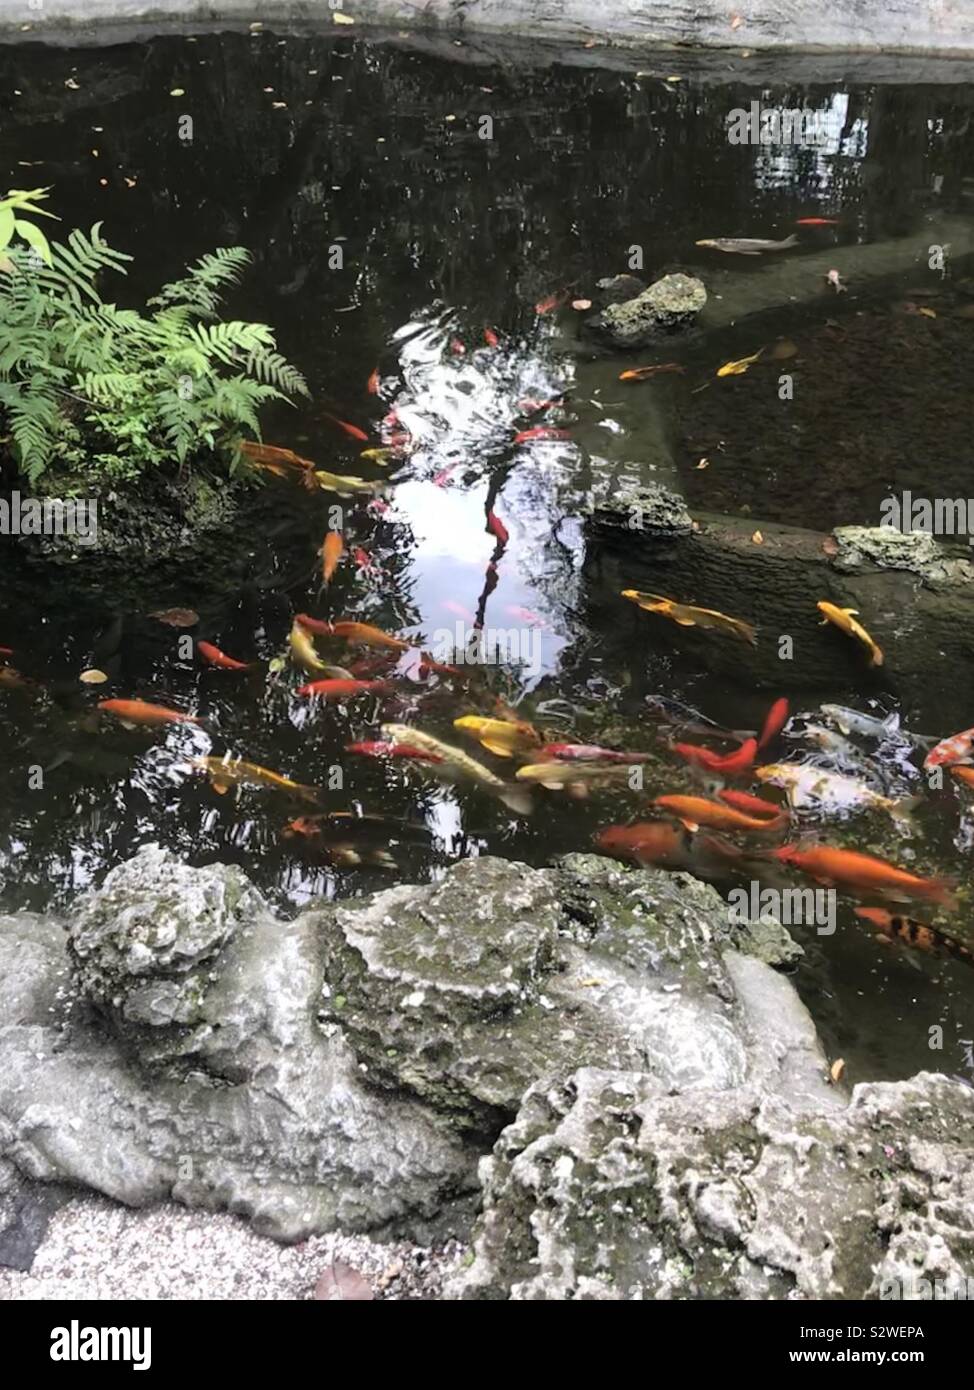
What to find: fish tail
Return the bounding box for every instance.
[498,785,534,816]
[780,233,800,248]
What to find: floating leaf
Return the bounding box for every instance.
[267,656,286,674]
[314,1261,374,1300]
[830,1058,845,1084]
[752,530,764,544]
[79,668,109,684]
[148,607,199,627]
[571,298,592,311]
[332,10,356,22]
[170,88,185,97]
[696,457,710,470]
[64,77,80,89]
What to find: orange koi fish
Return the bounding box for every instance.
[673,738,758,777]
[321,530,345,585]
[594,821,690,868]
[99,699,203,728]
[197,641,251,671]
[330,620,411,652]
[619,363,686,382]
[367,367,381,395]
[772,844,957,909]
[718,788,785,820]
[654,795,789,836]
[795,217,840,226]
[484,327,500,347]
[297,678,395,700]
[321,412,369,442]
[535,290,567,315]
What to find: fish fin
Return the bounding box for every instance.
[566,782,590,799]
[540,779,567,792]
[780,233,800,248]
[841,608,860,617]
[120,720,137,730]
[671,615,697,627]
[870,647,885,668]
[480,739,516,757]
[679,818,700,832]
[883,712,901,733]
[499,785,534,815]
[210,778,231,795]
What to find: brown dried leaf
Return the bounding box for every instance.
[830,1058,846,1084]
[314,1260,374,1301]
[696,457,710,470]
[79,669,109,685]
[148,607,199,628]
[752,530,764,544]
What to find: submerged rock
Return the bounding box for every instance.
[591,272,707,349]
[450,1069,974,1300]
[589,481,693,537]
[831,525,974,583]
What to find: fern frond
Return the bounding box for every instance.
[147,246,251,316]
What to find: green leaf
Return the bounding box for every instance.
[13,217,52,264]
[0,206,15,254]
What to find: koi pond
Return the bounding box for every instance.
[2,28,974,1094]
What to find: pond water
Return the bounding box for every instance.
[2,29,974,1089]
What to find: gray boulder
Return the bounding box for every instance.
[451,1068,974,1300]
[592,272,707,348]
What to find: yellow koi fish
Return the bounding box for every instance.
[288,620,337,676]
[622,590,757,645]
[817,602,884,667]
[188,756,322,803]
[313,470,384,497]
[453,715,541,758]
[717,348,764,377]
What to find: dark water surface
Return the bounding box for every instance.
[2,30,974,1087]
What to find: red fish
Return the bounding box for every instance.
[673,738,757,776]
[535,290,567,315]
[0,646,12,656]
[771,844,957,909]
[297,678,395,700]
[924,725,974,769]
[513,427,571,445]
[795,217,840,226]
[595,821,690,868]
[197,641,251,671]
[484,327,500,348]
[540,744,653,764]
[295,613,333,637]
[718,788,785,820]
[98,699,203,728]
[757,697,789,751]
[450,338,466,356]
[321,412,369,443]
[346,740,443,762]
[367,367,381,395]
[353,546,375,573]
[486,511,509,546]
[418,654,465,679]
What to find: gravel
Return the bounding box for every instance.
[0,1194,467,1301]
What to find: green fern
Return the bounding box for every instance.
[0,207,308,482]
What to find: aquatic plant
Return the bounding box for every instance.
[0,190,308,483]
